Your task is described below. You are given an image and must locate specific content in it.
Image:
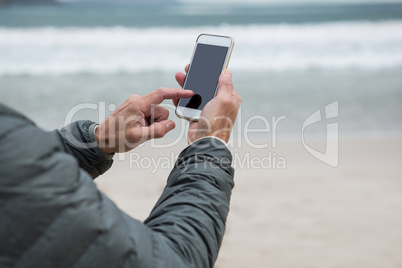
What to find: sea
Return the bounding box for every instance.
[1,2,402,144]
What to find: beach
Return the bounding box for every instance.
[1,2,402,267]
[95,137,402,267]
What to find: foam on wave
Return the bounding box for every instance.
[1,20,402,76]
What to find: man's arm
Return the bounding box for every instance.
[0,70,240,267]
[0,123,233,268]
[144,137,234,267]
[49,87,194,179]
[50,120,114,178]
[0,110,232,268]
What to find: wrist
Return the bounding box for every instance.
[203,130,231,144]
[93,124,115,156]
[211,132,231,143]
[94,125,100,146]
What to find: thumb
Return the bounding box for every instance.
[216,69,234,96]
[144,120,176,139]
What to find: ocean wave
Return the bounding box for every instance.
[1,20,402,76]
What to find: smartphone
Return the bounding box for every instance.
[176,34,234,121]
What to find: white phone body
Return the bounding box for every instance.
[176,34,234,121]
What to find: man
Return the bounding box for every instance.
[0,68,241,268]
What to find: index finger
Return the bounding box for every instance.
[142,88,194,105]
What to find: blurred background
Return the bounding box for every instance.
[1,0,402,267]
[1,0,402,136]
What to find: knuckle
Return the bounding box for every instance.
[162,108,170,118]
[127,94,140,107]
[220,95,236,107]
[156,132,166,139]
[153,88,167,102]
[153,127,165,139]
[155,87,165,95]
[220,75,233,87]
[221,98,232,107]
[125,130,136,142]
[237,95,242,104]
[128,94,140,101]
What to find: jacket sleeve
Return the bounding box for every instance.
[50,120,114,178]
[0,106,234,268]
[143,138,235,267]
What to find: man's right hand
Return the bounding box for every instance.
[175,66,241,144]
[96,87,193,153]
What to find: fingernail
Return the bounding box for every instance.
[166,121,175,131]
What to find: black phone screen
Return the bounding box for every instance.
[180,43,229,110]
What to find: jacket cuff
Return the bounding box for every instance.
[178,137,233,171]
[188,136,228,148]
[88,123,114,161]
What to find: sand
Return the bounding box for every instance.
[95,137,402,268]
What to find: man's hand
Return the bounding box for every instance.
[95,88,193,153]
[175,66,241,144]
